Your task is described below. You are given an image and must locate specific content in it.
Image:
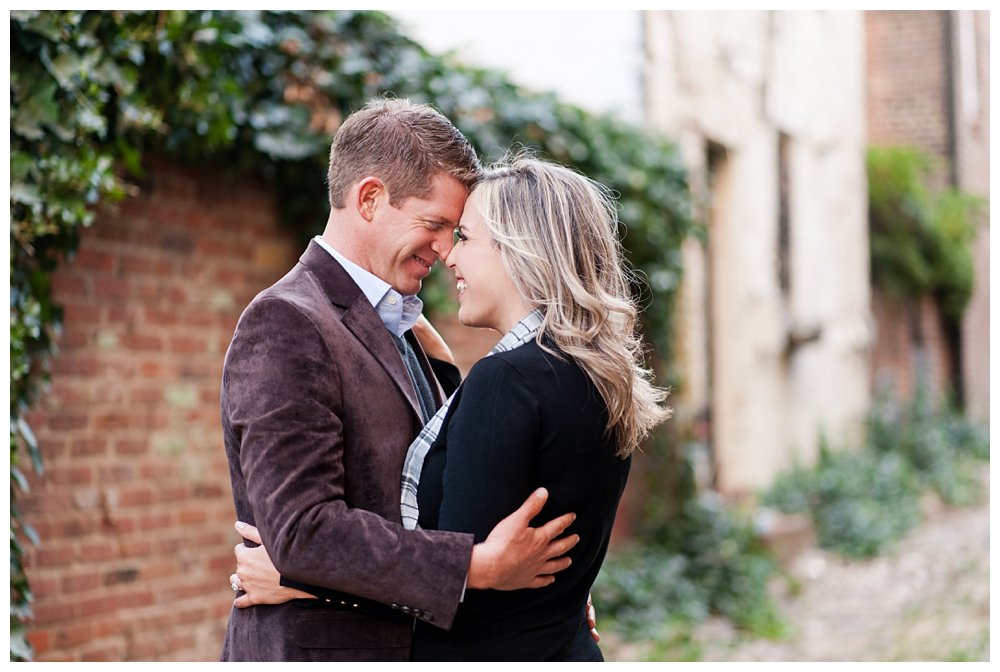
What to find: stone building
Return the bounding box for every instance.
[643,11,873,495]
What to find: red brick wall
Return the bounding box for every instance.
[866,11,951,166]
[21,158,300,661]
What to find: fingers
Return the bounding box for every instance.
[508,488,550,526]
[527,574,557,589]
[547,533,580,559]
[587,592,600,642]
[234,594,253,608]
[541,556,572,575]
[537,510,575,541]
[235,521,262,544]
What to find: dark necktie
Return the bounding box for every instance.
[389,332,435,424]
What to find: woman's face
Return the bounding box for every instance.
[445,194,529,334]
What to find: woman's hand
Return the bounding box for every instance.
[230,522,316,608]
[411,314,455,364]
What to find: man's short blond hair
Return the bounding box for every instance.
[327,98,482,208]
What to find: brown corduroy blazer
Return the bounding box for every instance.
[219,241,474,661]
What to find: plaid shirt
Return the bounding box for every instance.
[400,310,544,530]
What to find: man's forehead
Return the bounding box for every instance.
[420,174,469,223]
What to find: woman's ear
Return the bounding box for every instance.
[355,177,385,222]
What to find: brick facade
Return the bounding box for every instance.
[21,159,300,661]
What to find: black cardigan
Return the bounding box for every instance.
[412,339,631,661]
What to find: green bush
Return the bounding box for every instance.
[867,146,985,323]
[868,388,988,507]
[594,495,784,652]
[764,392,988,559]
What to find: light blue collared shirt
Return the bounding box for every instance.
[313,236,423,337]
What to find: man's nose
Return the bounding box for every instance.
[431,228,454,261]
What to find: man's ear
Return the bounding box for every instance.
[356,177,386,222]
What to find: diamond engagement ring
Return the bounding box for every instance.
[230,576,240,592]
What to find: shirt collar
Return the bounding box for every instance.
[313,236,423,337]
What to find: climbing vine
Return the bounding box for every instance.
[867,145,985,323]
[11,10,694,659]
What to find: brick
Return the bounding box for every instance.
[115,439,148,456]
[80,542,116,563]
[73,248,116,271]
[120,539,153,559]
[94,277,129,299]
[74,595,119,620]
[119,487,154,507]
[170,336,207,355]
[138,513,171,530]
[33,601,77,626]
[110,589,154,610]
[122,333,164,351]
[139,462,173,479]
[93,617,125,638]
[99,463,136,482]
[105,305,136,324]
[178,508,208,526]
[71,438,107,458]
[47,412,90,431]
[62,571,101,593]
[144,308,179,326]
[48,465,93,486]
[30,576,60,600]
[50,355,100,377]
[51,273,90,297]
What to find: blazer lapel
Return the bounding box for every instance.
[298,241,423,422]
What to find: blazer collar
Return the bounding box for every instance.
[298,240,445,418]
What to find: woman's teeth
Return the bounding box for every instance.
[457,280,467,293]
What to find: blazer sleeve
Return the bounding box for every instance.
[224,297,473,630]
[435,356,539,543]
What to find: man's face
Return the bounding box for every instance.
[367,173,469,296]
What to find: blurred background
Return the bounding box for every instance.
[9,10,989,662]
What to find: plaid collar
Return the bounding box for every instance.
[400,310,544,530]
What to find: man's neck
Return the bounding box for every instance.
[320,215,371,275]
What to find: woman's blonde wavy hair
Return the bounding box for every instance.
[472,154,671,457]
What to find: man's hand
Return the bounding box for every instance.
[467,488,578,591]
[231,522,316,608]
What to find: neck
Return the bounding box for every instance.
[495,302,536,335]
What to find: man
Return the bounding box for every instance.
[220,98,578,661]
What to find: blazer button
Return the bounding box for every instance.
[390,603,400,610]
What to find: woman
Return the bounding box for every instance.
[232,156,670,660]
